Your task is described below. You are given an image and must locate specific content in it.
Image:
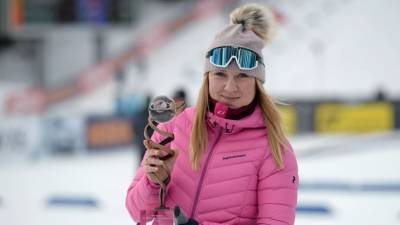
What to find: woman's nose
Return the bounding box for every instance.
[224,77,238,92]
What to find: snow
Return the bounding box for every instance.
[1,133,399,225]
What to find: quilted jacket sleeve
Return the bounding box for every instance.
[257,144,299,225]
[125,120,175,222]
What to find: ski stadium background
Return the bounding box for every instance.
[0,0,399,225]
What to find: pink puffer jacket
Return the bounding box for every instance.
[126,106,298,225]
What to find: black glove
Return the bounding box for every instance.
[174,206,199,225]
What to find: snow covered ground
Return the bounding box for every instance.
[0,148,139,225]
[295,132,400,225]
[0,132,399,225]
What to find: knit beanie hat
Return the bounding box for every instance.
[204,4,275,83]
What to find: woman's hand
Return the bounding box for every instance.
[143,140,179,185]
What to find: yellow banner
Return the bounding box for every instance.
[315,103,394,133]
[279,105,297,135]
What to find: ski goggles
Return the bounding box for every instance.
[207,46,263,70]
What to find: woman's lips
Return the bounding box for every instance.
[219,96,240,106]
[221,95,239,101]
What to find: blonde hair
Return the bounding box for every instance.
[189,74,288,170]
[189,76,209,170]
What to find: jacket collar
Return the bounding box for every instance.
[206,105,266,134]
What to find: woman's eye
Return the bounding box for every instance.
[238,73,249,78]
[214,72,226,77]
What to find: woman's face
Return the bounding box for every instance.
[208,70,256,109]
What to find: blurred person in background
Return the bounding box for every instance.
[374,87,387,102]
[173,88,188,107]
[131,94,153,163]
[126,3,298,225]
[173,87,188,114]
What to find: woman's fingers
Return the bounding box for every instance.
[142,139,179,178]
[143,139,158,149]
[143,149,163,174]
[143,140,150,149]
[144,164,158,173]
[146,157,164,167]
[171,148,179,159]
[146,149,160,158]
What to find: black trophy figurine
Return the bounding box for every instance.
[144,96,185,211]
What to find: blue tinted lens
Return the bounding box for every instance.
[222,47,232,65]
[210,48,220,65]
[211,47,233,66]
[238,48,257,69]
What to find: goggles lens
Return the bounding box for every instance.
[208,46,261,70]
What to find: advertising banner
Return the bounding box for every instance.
[86,115,134,150]
[315,103,394,133]
[279,105,298,135]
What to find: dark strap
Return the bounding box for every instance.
[160,136,174,146]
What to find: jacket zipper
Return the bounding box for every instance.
[190,127,223,218]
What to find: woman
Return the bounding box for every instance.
[126,3,298,225]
